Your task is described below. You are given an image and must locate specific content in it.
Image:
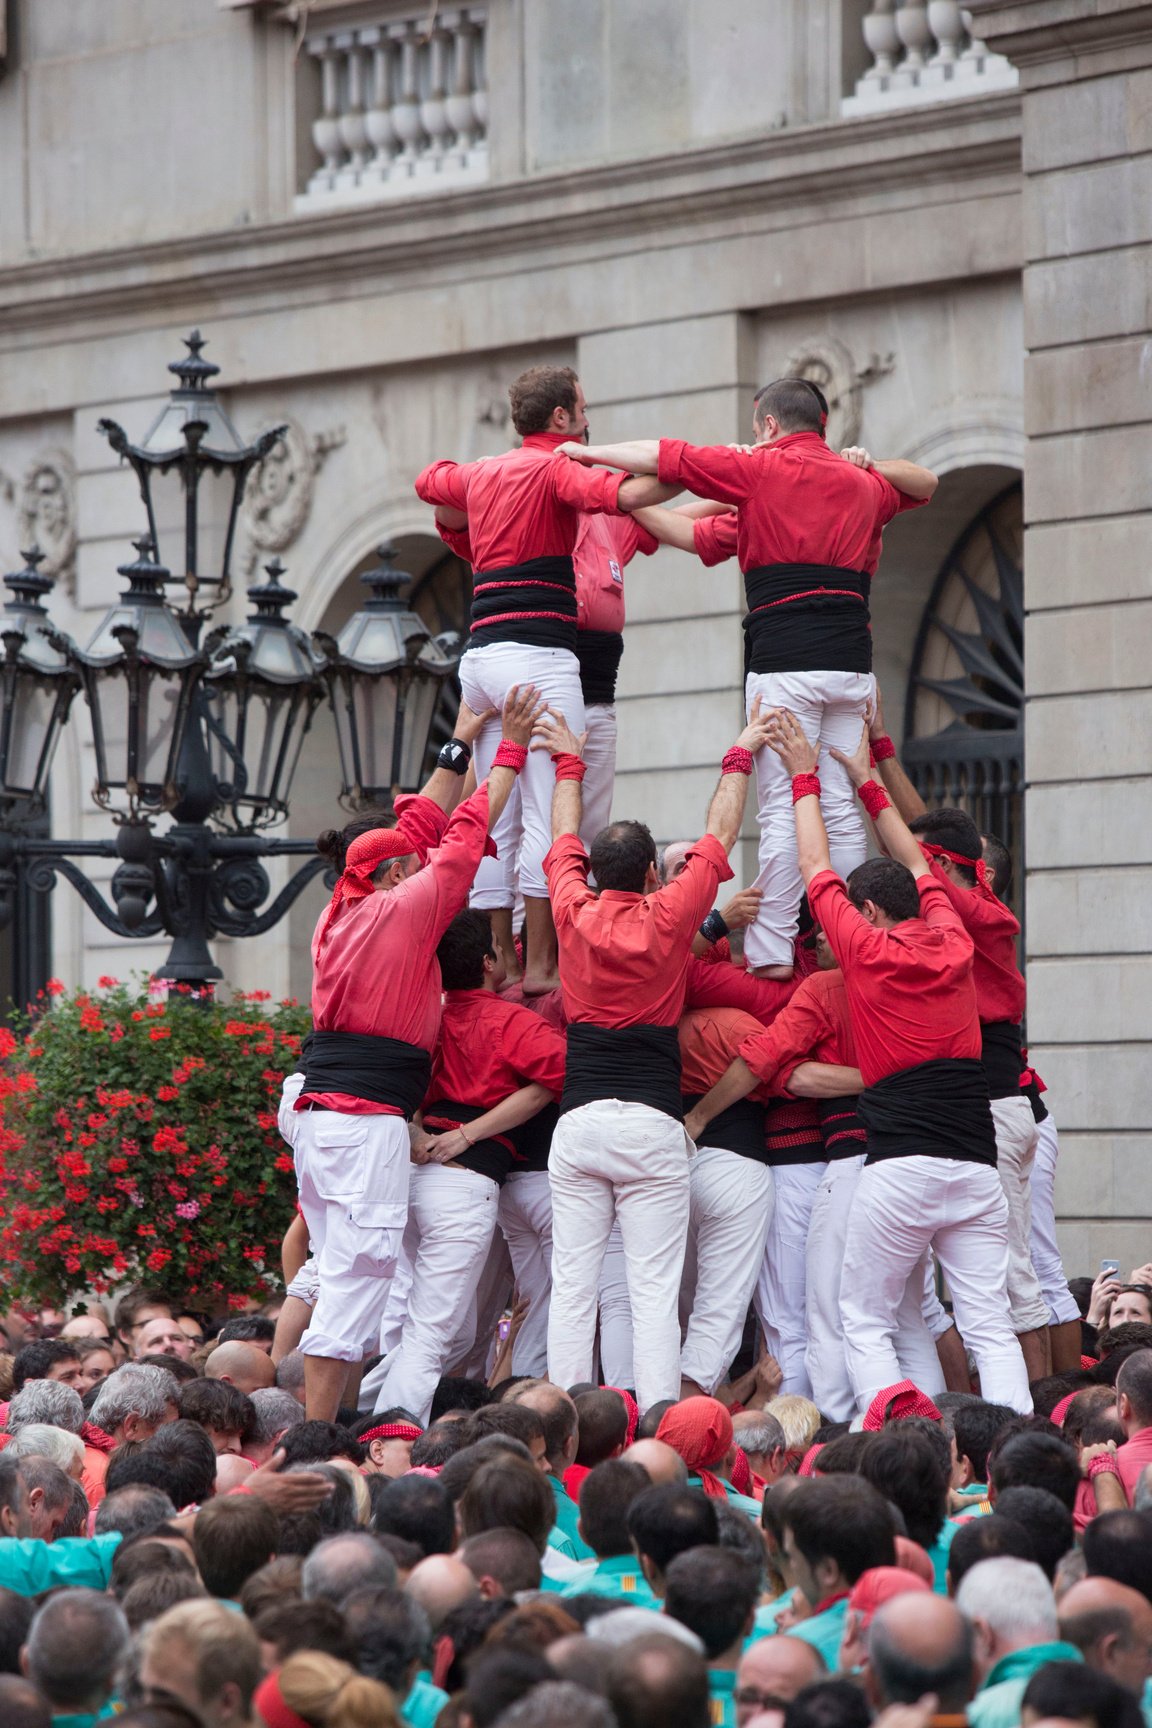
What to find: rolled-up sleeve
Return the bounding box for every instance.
[657,440,757,505]
[693,513,739,567]
[416,459,469,509]
[550,460,626,516]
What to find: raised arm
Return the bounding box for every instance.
[416,697,496,815]
[556,439,660,474]
[706,699,776,854]
[764,710,832,886]
[616,475,683,511]
[486,686,551,833]
[829,717,932,880]
[868,690,927,823]
[532,709,588,841]
[840,446,939,501]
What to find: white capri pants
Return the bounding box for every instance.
[1029,1113,1081,1326]
[743,669,875,970]
[460,641,586,899]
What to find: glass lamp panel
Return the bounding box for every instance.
[397,673,442,790]
[352,673,399,797]
[190,464,237,587]
[276,693,314,809]
[145,464,189,580]
[241,689,283,804]
[252,628,303,681]
[328,671,359,797]
[135,670,185,798]
[5,676,55,796]
[202,682,245,797]
[90,670,131,793]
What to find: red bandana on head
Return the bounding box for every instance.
[920,841,996,899]
[861,1380,943,1431]
[316,826,416,948]
[358,1421,422,1447]
[655,1396,734,1498]
[602,1385,639,1447]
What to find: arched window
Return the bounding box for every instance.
[902,482,1024,894]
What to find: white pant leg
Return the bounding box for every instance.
[294,1111,410,1364]
[471,780,521,911]
[805,1157,864,1420]
[755,1161,826,1397]
[447,1229,514,1379]
[840,1158,943,1411]
[598,1221,635,1389]
[891,1256,947,1398]
[579,703,617,851]
[610,1106,693,1411]
[459,641,586,898]
[372,1166,500,1421]
[742,671,874,968]
[991,1095,1048,1333]
[681,1150,775,1396]
[498,1171,554,1377]
[1029,1114,1080,1325]
[930,1160,1032,1412]
[548,1106,624,1391]
[358,1235,415,1411]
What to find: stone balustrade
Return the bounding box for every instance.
[842,2,1016,116]
[295,6,488,212]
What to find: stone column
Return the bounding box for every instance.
[968,1,1152,1267]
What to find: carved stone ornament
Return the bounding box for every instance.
[783,337,895,452]
[238,416,346,575]
[18,450,77,592]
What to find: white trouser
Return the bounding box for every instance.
[547,1099,692,1412]
[1029,1114,1080,1325]
[991,1095,1048,1332]
[371,1164,500,1421]
[743,670,875,969]
[460,641,587,898]
[840,1155,1031,1415]
[280,1091,409,1365]
[498,1171,554,1377]
[598,1221,634,1387]
[447,1229,514,1378]
[580,703,617,850]
[681,1149,775,1396]
[806,1158,946,1418]
[286,1256,320,1308]
[755,1161,826,1397]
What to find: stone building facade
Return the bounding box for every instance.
[0,0,1146,1264]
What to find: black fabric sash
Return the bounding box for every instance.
[742,563,871,676]
[469,554,578,651]
[763,1096,826,1167]
[981,1020,1024,1101]
[510,1102,559,1174]
[859,1058,997,1167]
[1023,1076,1049,1125]
[561,1023,682,1121]
[575,629,625,705]
[300,1030,431,1119]
[421,1097,510,1186]
[818,1095,868,1162]
[683,1093,769,1162]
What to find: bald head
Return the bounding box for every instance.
[622,1439,689,1488]
[405,1553,479,1630]
[660,841,693,884]
[205,1341,275,1396]
[869,1593,975,1711]
[504,1379,579,1473]
[1059,1575,1152,1696]
[737,1634,825,1705]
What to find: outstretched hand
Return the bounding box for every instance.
[453,697,497,748]
[500,685,550,748]
[531,708,588,760]
[553,441,596,464]
[720,886,762,930]
[734,695,779,757]
[244,1449,334,1513]
[765,708,818,777]
[828,707,876,789]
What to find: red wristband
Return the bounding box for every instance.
[791,773,821,803]
[493,740,528,773]
[552,752,586,783]
[722,747,754,777]
[858,780,891,820]
[871,734,896,762]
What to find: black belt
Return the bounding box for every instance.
[300,1030,430,1119]
[742,563,871,676]
[561,1023,682,1121]
[468,554,578,651]
[859,1057,996,1167]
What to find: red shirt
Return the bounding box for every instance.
[416,433,627,572]
[679,1006,772,1097]
[1073,1426,1152,1532]
[427,988,566,1110]
[926,862,1025,1024]
[694,512,902,581]
[739,968,857,1094]
[663,433,922,572]
[808,870,980,1086]
[436,511,656,635]
[304,785,495,1112]
[682,956,797,1024]
[544,832,733,1028]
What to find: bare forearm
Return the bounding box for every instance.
[629,505,697,552]
[464,1083,553,1142]
[786,1062,865,1098]
[875,752,927,822]
[618,475,681,511]
[871,789,932,878]
[706,771,752,855]
[420,765,464,814]
[578,440,660,474]
[872,458,938,500]
[794,796,832,885]
[551,777,583,839]
[486,764,518,830]
[689,1058,759,1132]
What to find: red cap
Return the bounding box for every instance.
[848,1564,931,1626]
[861,1380,943,1431]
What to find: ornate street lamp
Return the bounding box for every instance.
[0,547,81,818]
[317,543,457,810]
[97,331,284,615]
[202,558,326,829]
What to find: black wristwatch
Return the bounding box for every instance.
[438,739,472,775]
[699,909,730,945]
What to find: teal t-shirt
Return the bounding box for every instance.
[561,1552,658,1606]
[402,1672,448,1728]
[789,1596,849,1673]
[709,1668,738,1728]
[548,1475,595,1561]
[746,1589,796,1646]
[0,1532,121,1595]
[968,1642,1084,1728]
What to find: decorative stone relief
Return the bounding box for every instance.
[783,339,895,451]
[18,451,77,593]
[237,417,346,575]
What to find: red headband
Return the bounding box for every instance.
[253,1671,313,1728]
[862,1380,942,1431]
[359,1421,422,1446]
[920,841,995,898]
[316,826,416,947]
